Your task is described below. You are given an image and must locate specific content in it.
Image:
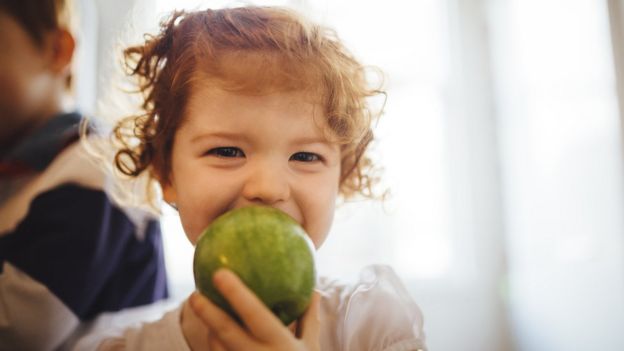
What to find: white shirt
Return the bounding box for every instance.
[71,265,427,351]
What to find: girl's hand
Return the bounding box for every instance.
[189,269,321,351]
[181,295,212,350]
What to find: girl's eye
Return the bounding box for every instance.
[205,147,245,158]
[290,152,321,162]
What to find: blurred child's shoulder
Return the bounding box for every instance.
[0,113,158,235]
[317,264,427,350]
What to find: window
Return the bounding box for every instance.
[490,0,624,349]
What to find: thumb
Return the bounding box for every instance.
[299,291,321,347]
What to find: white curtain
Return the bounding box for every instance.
[489,0,624,350]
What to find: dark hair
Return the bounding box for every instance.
[113,7,384,201]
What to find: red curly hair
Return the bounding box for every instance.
[113,6,384,202]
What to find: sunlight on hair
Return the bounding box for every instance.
[157,0,291,13]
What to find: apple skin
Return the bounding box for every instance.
[193,206,316,326]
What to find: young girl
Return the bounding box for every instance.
[95,6,427,351]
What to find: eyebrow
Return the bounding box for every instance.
[290,137,340,154]
[189,132,337,150]
[290,136,332,145]
[190,132,249,144]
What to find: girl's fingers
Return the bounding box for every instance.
[192,270,322,350]
[212,269,290,343]
[298,291,322,347]
[189,292,253,350]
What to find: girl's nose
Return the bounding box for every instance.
[241,161,291,205]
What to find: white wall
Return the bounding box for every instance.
[489,0,624,350]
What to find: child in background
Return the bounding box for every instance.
[0,0,168,349]
[94,6,426,351]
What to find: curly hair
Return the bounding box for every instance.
[113,6,384,203]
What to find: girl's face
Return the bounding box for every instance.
[162,85,341,249]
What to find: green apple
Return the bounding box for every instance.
[193,206,316,326]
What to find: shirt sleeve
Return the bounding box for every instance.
[70,303,190,351]
[0,184,168,321]
[0,184,169,350]
[320,265,428,351]
[0,262,81,351]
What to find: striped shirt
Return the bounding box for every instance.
[0,113,168,351]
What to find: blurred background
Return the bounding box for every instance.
[73,0,624,350]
